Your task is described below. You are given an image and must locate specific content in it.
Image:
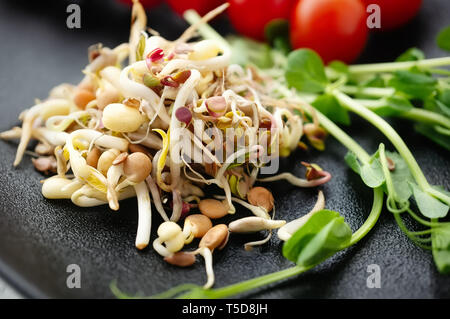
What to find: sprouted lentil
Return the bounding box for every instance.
[0,1,333,289]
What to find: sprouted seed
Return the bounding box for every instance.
[247,186,274,213]
[198,199,229,219]
[228,216,286,233]
[164,251,196,267]
[0,1,335,291]
[278,190,326,241]
[195,224,229,288]
[183,214,213,244]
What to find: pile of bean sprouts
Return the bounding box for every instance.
[0,2,331,289]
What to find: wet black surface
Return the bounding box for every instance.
[0,0,449,298]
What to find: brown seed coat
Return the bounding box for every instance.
[185,214,213,238]
[123,152,152,183]
[74,89,96,110]
[97,89,120,110]
[199,224,229,250]
[112,152,129,166]
[247,187,274,212]
[198,199,228,219]
[86,147,102,168]
[164,252,196,267]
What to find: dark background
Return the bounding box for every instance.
[0,0,449,298]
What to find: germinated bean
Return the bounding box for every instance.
[164,252,196,267]
[247,187,274,212]
[199,224,229,251]
[74,89,96,110]
[185,214,213,238]
[123,152,152,183]
[102,103,146,132]
[199,199,228,219]
[86,147,102,168]
[97,148,120,176]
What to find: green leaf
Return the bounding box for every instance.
[282,210,352,267]
[362,74,386,88]
[409,182,449,218]
[388,70,437,100]
[423,89,450,117]
[437,26,450,52]
[432,246,450,274]
[228,36,274,69]
[423,98,450,117]
[432,224,450,274]
[395,48,425,62]
[353,75,386,99]
[285,49,328,93]
[438,89,450,106]
[435,89,450,116]
[273,37,291,56]
[344,152,361,174]
[385,151,415,202]
[328,61,349,75]
[372,96,414,117]
[435,99,450,117]
[264,19,291,55]
[312,94,351,125]
[344,151,387,189]
[432,185,450,198]
[432,225,450,249]
[414,123,450,151]
[296,217,352,267]
[360,158,385,188]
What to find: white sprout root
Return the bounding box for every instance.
[145,175,169,221]
[1,0,340,292]
[277,190,326,241]
[228,216,286,233]
[134,181,152,250]
[106,163,124,210]
[214,195,269,219]
[258,172,331,187]
[197,247,214,289]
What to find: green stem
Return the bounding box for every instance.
[335,90,428,189]
[196,187,384,299]
[427,187,450,205]
[346,99,450,130]
[409,229,433,236]
[347,187,384,247]
[340,86,395,98]
[314,110,371,163]
[400,108,450,130]
[293,106,384,246]
[335,90,450,206]
[380,145,433,242]
[348,57,450,75]
[406,208,443,228]
[393,213,432,250]
[208,265,312,299]
[378,143,395,196]
[434,125,450,135]
[327,75,348,92]
[180,10,385,298]
[429,68,450,76]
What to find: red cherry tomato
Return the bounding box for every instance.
[118,0,162,8]
[228,0,296,41]
[290,0,368,64]
[363,0,422,30]
[166,0,226,17]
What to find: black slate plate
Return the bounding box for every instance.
[0,0,449,299]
